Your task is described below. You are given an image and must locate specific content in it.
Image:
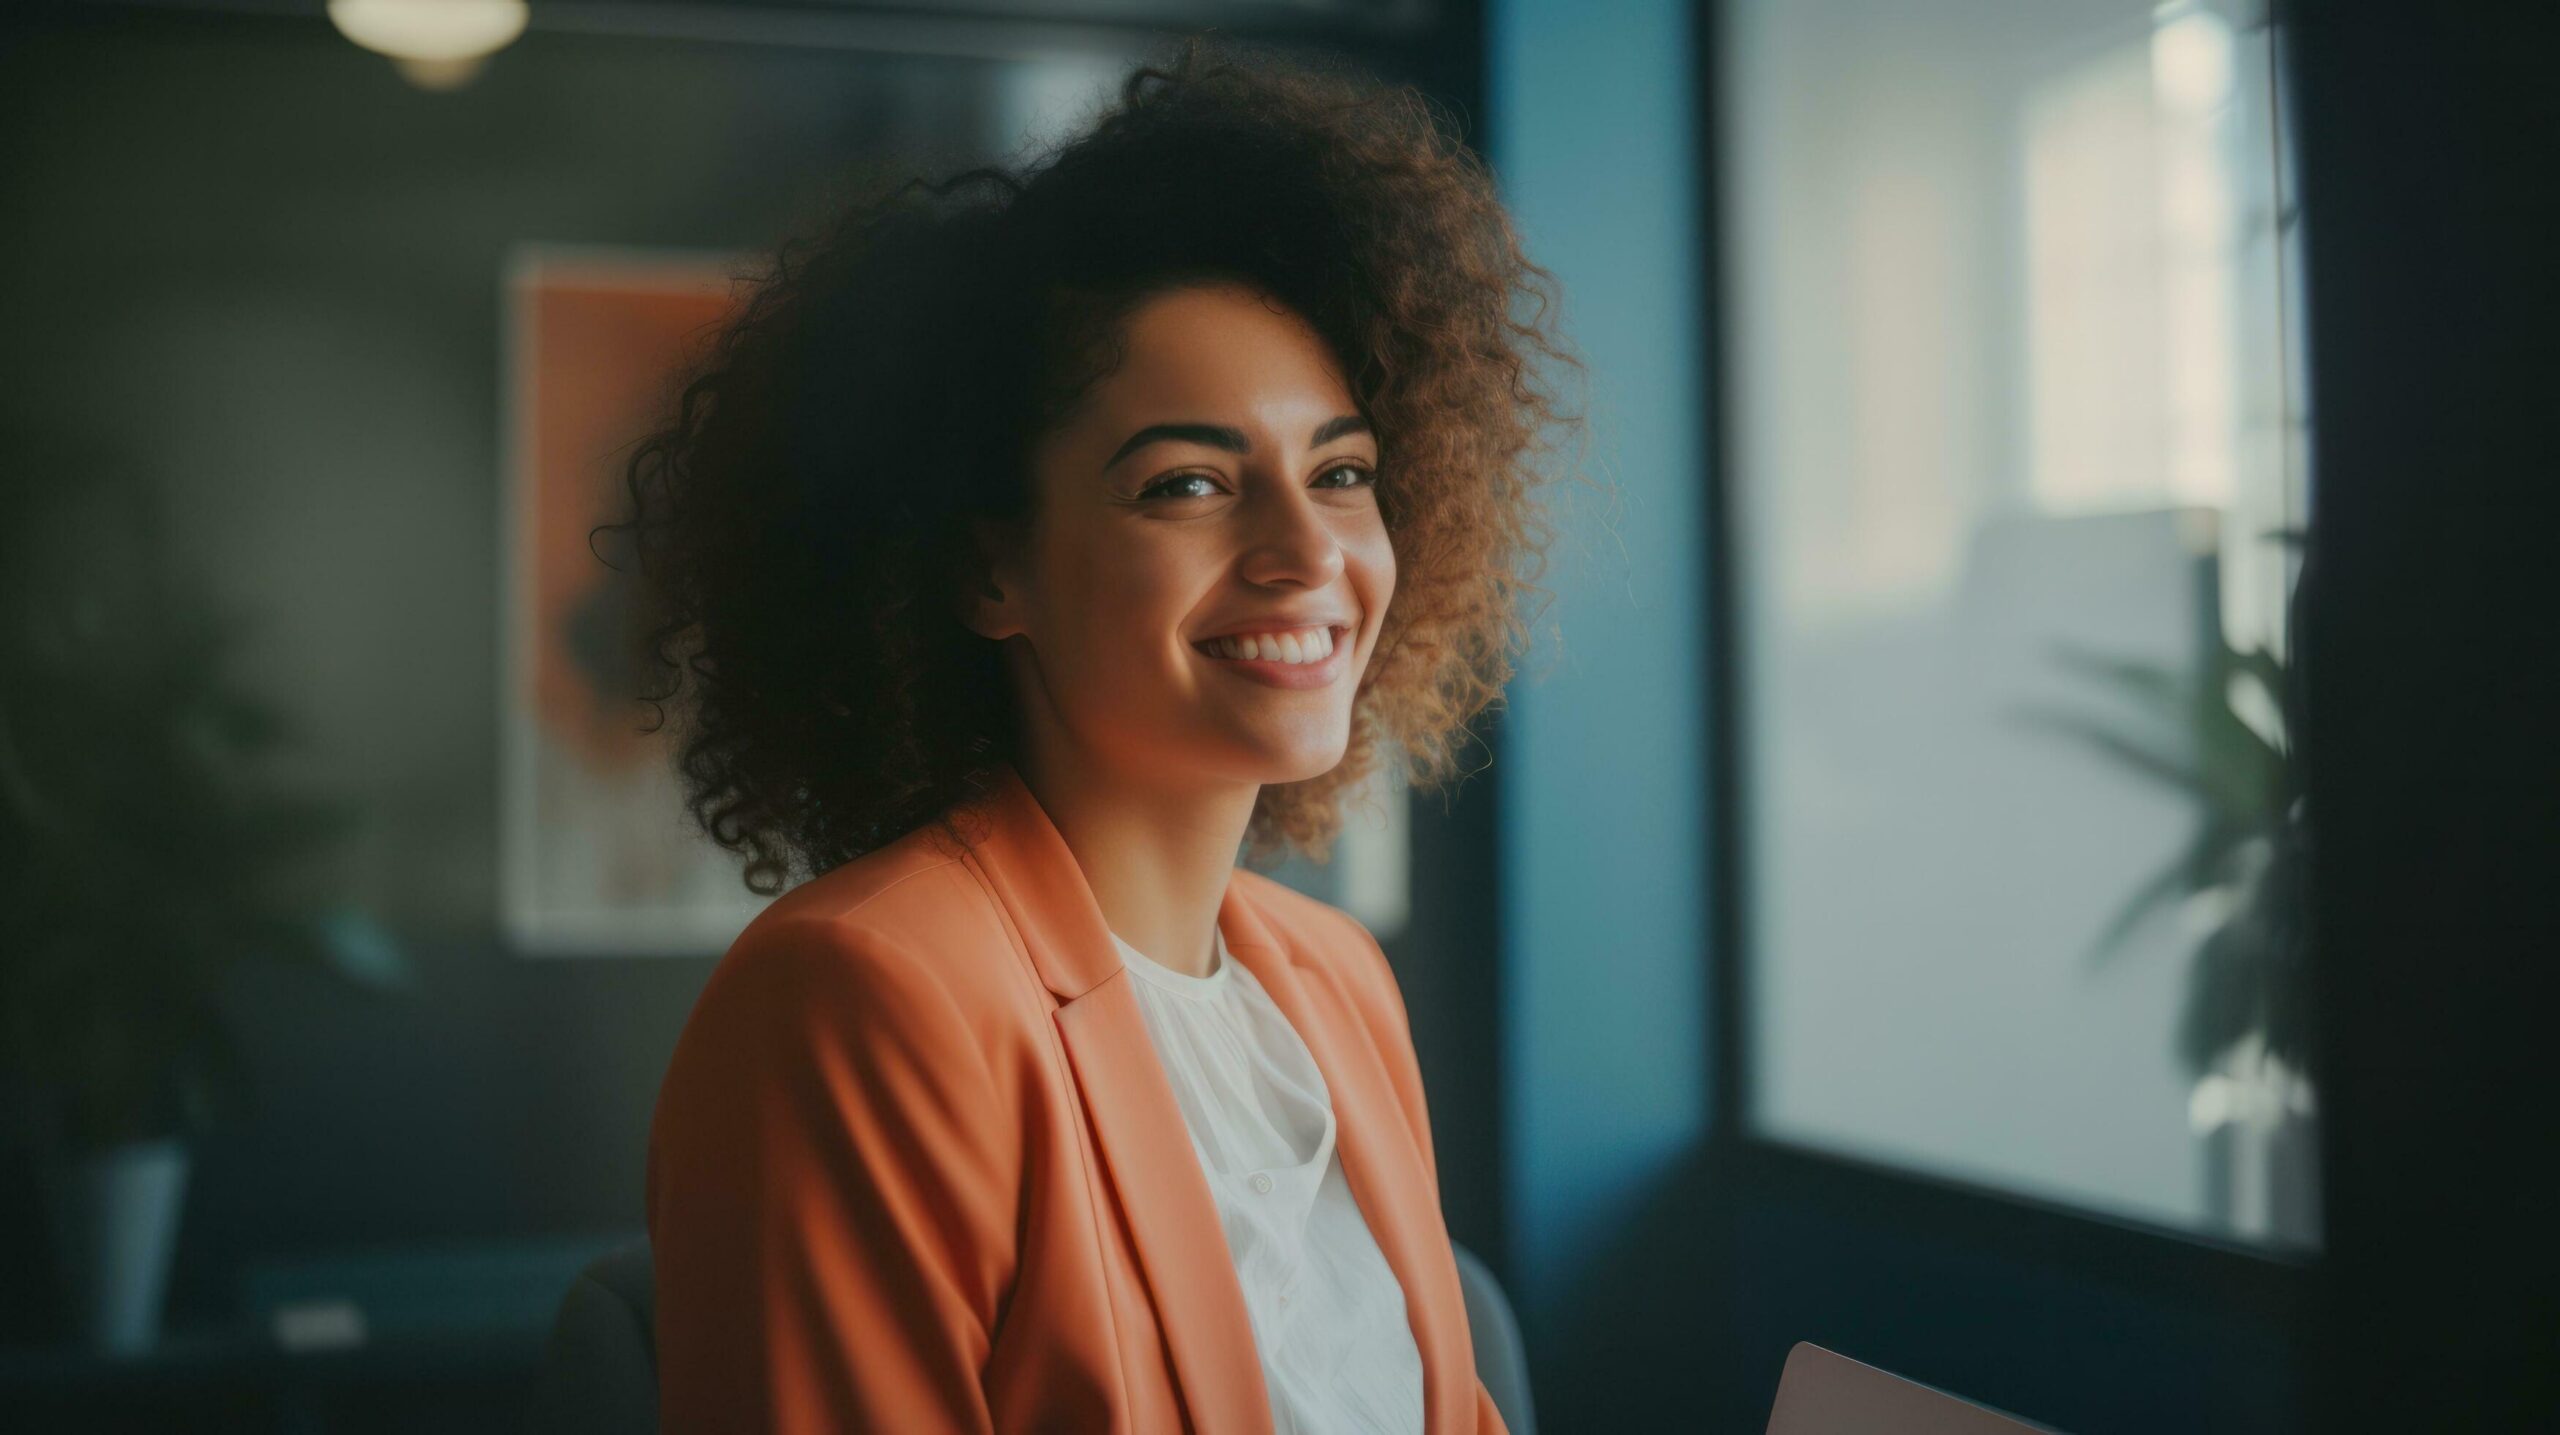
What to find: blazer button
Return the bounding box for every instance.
[1250,1172,1275,1193]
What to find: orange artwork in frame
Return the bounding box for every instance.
[499,245,770,955]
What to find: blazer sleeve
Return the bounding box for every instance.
[647,916,1021,1435]
[1334,909,1442,1195]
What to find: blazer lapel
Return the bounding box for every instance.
[956,766,1273,1435]
[1218,884,1475,1435]
[954,763,1470,1435]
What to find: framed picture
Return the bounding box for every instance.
[498,244,771,956]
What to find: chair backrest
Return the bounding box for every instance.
[1453,1238,1539,1434]
[527,1239,658,1435]
[532,1236,1535,1434]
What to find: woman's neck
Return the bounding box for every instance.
[1012,747,1257,980]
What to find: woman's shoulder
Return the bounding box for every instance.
[690,822,1029,1039]
[685,837,1411,1038]
[750,821,986,946]
[1226,865,1359,948]
[1225,867,1410,1023]
[646,826,1032,1234]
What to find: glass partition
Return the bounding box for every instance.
[1721,0,2314,1249]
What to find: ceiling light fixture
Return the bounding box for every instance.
[326,0,529,92]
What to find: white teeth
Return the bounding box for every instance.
[1208,626,1336,664]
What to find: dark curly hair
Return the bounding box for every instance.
[606,36,1586,897]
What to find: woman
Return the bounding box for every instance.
[627,37,1578,1435]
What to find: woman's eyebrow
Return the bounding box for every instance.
[1102,414,1372,471]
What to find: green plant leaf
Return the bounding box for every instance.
[2010,706,2207,797]
[2084,856,2191,966]
[2036,630,2305,1081]
[0,511,406,1145]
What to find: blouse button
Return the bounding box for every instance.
[1250,1172,1275,1194]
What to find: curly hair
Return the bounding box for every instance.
[606,36,1584,897]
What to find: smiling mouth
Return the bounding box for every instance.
[1190,625,1348,665]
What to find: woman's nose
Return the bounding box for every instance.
[1235,474,1346,588]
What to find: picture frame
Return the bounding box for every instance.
[497,243,769,957]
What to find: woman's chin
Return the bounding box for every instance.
[1254,738,1353,786]
[1195,725,1347,786]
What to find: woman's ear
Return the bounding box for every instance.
[957,517,1026,642]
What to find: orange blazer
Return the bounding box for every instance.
[646,761,1509,1434]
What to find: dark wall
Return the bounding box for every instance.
[2290,1,2560,1427]
[0,6,1004,1336]
[0,3,1504,1346]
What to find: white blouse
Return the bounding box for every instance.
[1111,920,1427,1435]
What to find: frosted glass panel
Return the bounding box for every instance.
[1722,0,2313,1248]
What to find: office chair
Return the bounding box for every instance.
[530,1236,1535,1434]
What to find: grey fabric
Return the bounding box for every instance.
[1453,1239,1537,1435]
[530,1236,1532,1434]
[527,1240,659,1435]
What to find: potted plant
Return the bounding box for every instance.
[2021,598,2316,1246]
[0,451,409,1352]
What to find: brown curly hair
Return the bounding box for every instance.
[607,36,1585,896]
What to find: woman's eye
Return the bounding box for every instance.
[1140,474,1221,500]
[1139,466,1374,500]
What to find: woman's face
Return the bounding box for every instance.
[972,281,1395,794]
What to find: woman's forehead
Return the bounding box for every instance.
[1085,287,1354,420]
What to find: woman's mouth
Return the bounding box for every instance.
[1191,624,1351,691]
